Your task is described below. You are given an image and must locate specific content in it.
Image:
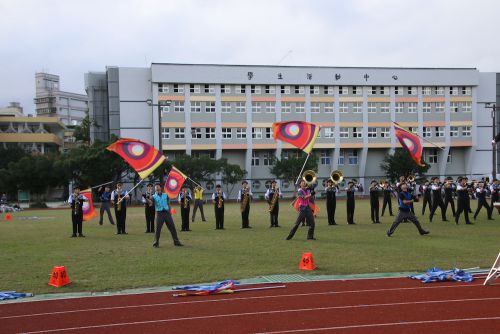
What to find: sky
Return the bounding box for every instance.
[1,0,499,114]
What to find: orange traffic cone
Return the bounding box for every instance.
[171,208,177,215]
[299,252,316,270]
[49,266,71,287]
[5,213,12,221]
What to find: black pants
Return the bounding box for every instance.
[71,213,83,235]
[444,197,456,217]
[475,199,492,219]
[181,206,190,231]
[346,199,355,224]
[326,199,336,225]
[99,202,115,225]
[215,206,224,229]
[370,198,380,223]
[381,195,393,216]
[154,210,180,245]
[269,203,280,227]
[145,206,155,232]
[429,200,446,221]
[241,205,250,228]
[491,193,499,214]
[388,210,427,236]
[192,199,206,222]
[287,206,315,240]
[421,195,432,215]
[455,201,471,224]
[115,207,127,233]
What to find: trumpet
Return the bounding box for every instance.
[330,170,343,185]
[302,170,317,187]
[407,175,415,183]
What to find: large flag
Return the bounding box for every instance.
[106,138,165,179]
[393,123,425,167]
[164,166,187,199]
[80,189,96,221]
[272,121,320,154]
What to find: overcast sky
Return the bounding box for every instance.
[1,0,499,114]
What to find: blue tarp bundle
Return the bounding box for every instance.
[409,267,474,283]
[173,280,237,293]
[0,291,33,301]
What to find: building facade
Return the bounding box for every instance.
[86,63,498,197]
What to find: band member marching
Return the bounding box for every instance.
[68,185,88,238]
[443,178,456,217]
[98,185,115,226]
[178,186,192,231]
[345,181,359,225]
[237,180,253,229]
[429,177,447,222]
[381,181,394,217]
[286,180,316,240]
[455,177,472,225]
[490,179,500,215]
[474,182,493,220]
[421,181,433,215]
[325,179,338,225]
[212,184,226,230]
[369,180,382,224]
[111,182,130,235]
[192,186,207,223]
[265,180,282,227]
[387,183,429,237]
[152,183,183,248]
[141,183,155,233]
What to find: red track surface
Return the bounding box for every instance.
[1,277,500,333]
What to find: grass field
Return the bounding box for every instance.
[0,199,499,295]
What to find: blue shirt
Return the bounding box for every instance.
[100,191,111,202]
[398,191,412,211]
[152,192,169,212]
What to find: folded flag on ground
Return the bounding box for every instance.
[173,280,236,296]
[409,268,474,283]
[0,291,33,300]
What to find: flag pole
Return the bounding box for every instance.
[91,180,114,189]
[393,121,445,150]
[295,153,310,186]
[116,179,146,205]
[186,177,205,190]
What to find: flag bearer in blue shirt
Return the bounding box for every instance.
[152,184,183,248]
[387,183,429,237]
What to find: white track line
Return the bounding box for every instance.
[22,296,500,333]
[0,282,486,320]
[256,316,500,333]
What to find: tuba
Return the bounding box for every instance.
[269,186,280,212]
[330,170,343,185]
[302,170,317,187]
[240,186,249,212]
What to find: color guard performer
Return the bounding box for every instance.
[421,181,433,215]
[192,186,207,223]
[237,180,253,228]
[178,186,192,231]
[152,183,183,247]
[98,185,115,226]
[381,181,394,217]
[111,182,130,234]
[443,178,456,217]
[474,182,493,220]
[387,183,429,237]
[429,177,447,222]
[212,184,226,230]
[265,180,282,227]
[369,180,382,224]
[68,185,87,238]
[286,180,315,240]
[455,177,472,225]
[325,179,338,225]
[141,183,155,233]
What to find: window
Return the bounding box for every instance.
[395,102,404,113]
[339,127,349,138]
[281,85,291,94]
[221,84,231,94]
[173,101,184,113]
[423,87,432,95]
[158,84,169,93]
[435,102,444,113]
[161,128,170,139]
[311,103,320,113]
[435,126,444,137]
[339,102,348,113]
[160,103,170,115]
[263,151,273,166]
[338,149,345,165]
[191,128,202,139]
[265,85,275,94]
[380,127,390,138]
[450,126,459,137]
[450,102,459,113]
[381,87,389,95]
[435,86,444,95]
[368,102,377,113]
[204,84,215,93]
[190,84,200,93]
[173,84,184,93]
[320,150,331,165]
[294,85,305,94]
[462,86,471,95]
[408,102,417,113]
[174,128,185,139]
[222,128,232,139]
[353,86,362,95]
[190,101,201,113]
[395,86,403,95]
[348,150,358,165]
[281,102,291,113]
[462,102,471,112]
[423,102,431,113]
[380,103,390,113]
[236,85,246,94]
[265,102,275,113]
[427,149,438,163]
[265,127,272,139]
[450,87,459,96]
[324,86,334,95]
[235,102,245,113]
[252,128,262,139]
[251,85,261,94]
[295,103,305,113]
[324,127,335,138]
[462,126,471,137]
[352,127,362,138]
[408,86,417,95]
[324,103,334,113]
[251,151,259,166]
[252,102,261,113]
[205,102,215,113]
[236,128,246,139]
[447,151,452,164]
[423,127,431,137]
[368,127,377,138]
[310,86,320,95]
[221,102,231,113]
[339,86,348,95]
[353,102,362,113]
[205,128,216,139]
[369,86,377,95]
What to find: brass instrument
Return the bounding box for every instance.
[407,175,415,183]
[240,186,249,213]
[116,192,122,211]
[73,195,80,215]
[302,170,317,187]
[330,170,343,185]
[146,191,154,207]
[183,189,189,209]
[217,191,223,209]
[269,186,280,213]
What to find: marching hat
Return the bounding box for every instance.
[241,180,248,185]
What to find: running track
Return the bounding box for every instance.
[1,277,500,333]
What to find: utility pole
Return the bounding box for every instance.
[486,103,497,178]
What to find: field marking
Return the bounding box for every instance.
[256,316,500,333]
[21,296,500,333]
[0,282,486,319]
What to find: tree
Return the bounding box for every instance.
[220,160,247,196]
[380,149,430,182]
[72,113,93,144]
[270,152,319,184]
[0,146,27,170]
